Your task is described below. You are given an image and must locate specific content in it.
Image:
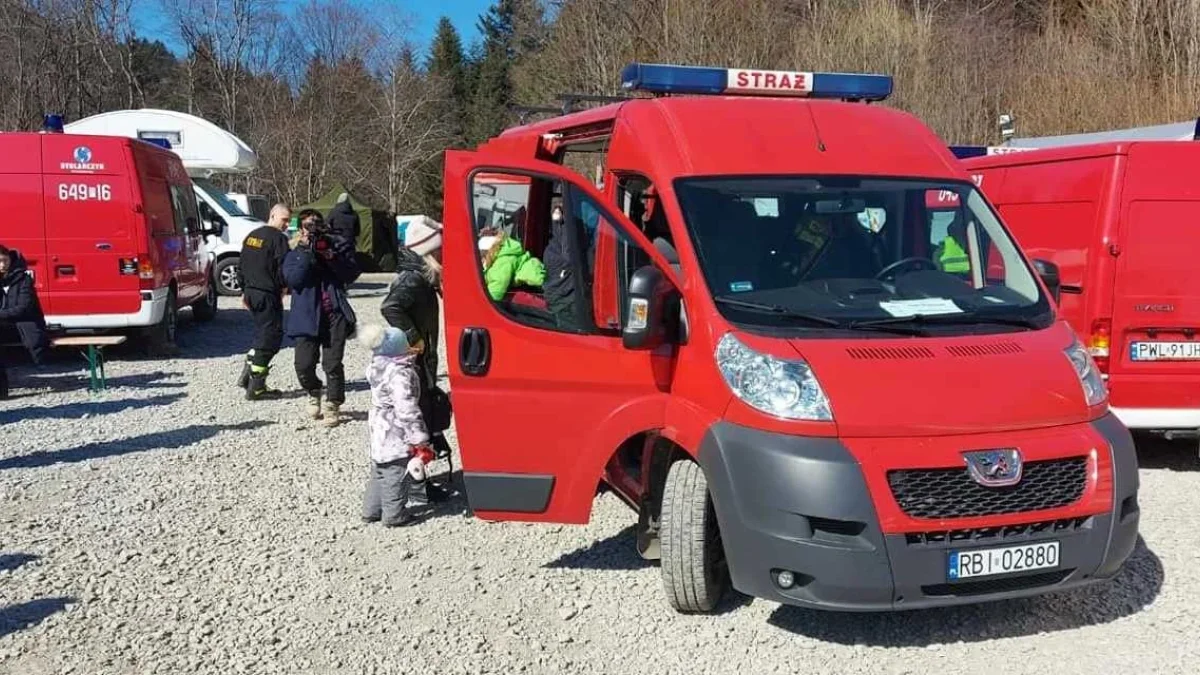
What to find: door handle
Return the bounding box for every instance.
[95,242,112,250]
[56,265,76,276]
[459,327,491,376]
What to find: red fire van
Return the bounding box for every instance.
[963,142,1200,437]
[0,132,218,351]
[442,64,1139,614]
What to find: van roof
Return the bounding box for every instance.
[492,96,965,182]
[960,140,1200,169]
[0,132,182,174]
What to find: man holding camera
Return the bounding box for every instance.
[283,209,361,427]
[236,203,292,400]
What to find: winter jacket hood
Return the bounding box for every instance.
[0,249,48,363]
[381,247,441,388]
[479,232,546,301]
[1,250,29,287]
[365,353,428,464]
[327,200,361,242]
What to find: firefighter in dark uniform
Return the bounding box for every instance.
[236,203,292,400]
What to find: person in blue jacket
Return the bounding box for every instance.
[284,210,361,427]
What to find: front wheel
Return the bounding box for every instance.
[191,279,218,322]
[143,288,178,356]
[660,459,729,613]
[213,257,241,296]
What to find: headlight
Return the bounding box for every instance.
[1065,337,1107,407]
[715,333,833,421]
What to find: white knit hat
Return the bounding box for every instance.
[404,216,443,256]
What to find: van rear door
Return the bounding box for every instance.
[40,136,141,317]
[1110,196,1200,410]
[0,135,50,314]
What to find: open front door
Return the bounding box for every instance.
[443,150,679,524]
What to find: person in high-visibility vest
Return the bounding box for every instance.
[935,220,971,274]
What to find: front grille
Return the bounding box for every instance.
[922,569,1074,597]
[904,517,1091,547]
[888,457,1088,519]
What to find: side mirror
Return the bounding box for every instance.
[623,265,678,350]
[1032,258,1061,303]
[202,216,225,237]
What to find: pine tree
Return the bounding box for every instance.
[416,18,470,219]
[427,18,468,146]
[466,0,518,144]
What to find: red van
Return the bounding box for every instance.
[441,64,1140,614]
[0,132,218,351]
[962,142,1200,438]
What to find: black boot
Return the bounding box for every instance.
[420,479,451,503]
[236,360,251,389]
[245,367,282,401]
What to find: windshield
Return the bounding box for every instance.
[673,176,1052,334]
[192,178,249,218]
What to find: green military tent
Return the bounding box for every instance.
[294,183,399,273]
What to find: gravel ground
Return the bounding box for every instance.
[1,272,1198,674]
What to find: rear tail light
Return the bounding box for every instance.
[1089,319,1111,374]
[138,259,154,280]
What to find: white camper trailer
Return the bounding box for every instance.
[65,109,268,295]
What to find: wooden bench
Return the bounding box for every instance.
[50,336,127,393]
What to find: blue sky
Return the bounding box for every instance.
[133,0,491,57]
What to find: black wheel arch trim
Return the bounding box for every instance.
[462,472,555,513]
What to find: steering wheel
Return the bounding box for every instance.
[875,257,938,281]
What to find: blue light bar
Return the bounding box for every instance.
[949,146,988,159]
[142,138,173,150]
[620,63,893,101]
[949,145,1036,159]
[42,113,64,133]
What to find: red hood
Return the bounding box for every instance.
[788,322,1091,437]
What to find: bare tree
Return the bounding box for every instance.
[165,0,281,132]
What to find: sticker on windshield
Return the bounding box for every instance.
[857,207,886,233]
[879,298,963,317]
[730,281,754,293]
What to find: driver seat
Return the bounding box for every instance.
[802,214,879,281]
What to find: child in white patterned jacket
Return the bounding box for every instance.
[357,323,446,527]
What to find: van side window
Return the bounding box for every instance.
[469,171,563,332]
[565,185,647,332]
[467,171,653,336]
[168,184,199,236]
[145,179,177,236]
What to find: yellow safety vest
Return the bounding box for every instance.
[938,237,970,273]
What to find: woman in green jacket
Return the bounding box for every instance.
[478,229,547,301]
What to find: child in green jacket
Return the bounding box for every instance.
[478,229,546,301]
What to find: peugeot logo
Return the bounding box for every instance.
[73,146,92,164]
[963,449,1023,488]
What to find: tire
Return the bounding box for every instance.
[213,257,241,296]
[660,458,729,613]
[144,288,178,356]
[191,278,218,322]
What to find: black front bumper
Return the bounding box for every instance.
[698,413,1141,612]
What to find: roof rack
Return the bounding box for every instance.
[511,93,640,124]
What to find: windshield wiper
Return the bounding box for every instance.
[850,312,1041,331]
[714,297,844,328]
